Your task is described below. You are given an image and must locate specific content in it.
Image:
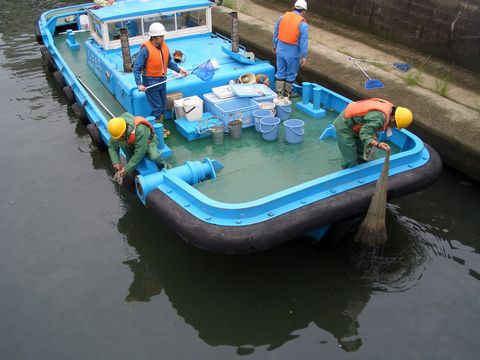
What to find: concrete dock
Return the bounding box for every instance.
[212,0,480,181]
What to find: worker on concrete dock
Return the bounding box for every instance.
[273,0,309,98]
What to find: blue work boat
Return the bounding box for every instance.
[36,0,442,254]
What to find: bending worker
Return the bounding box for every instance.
[133,22,188,123]
[333,98,413,169]
[107,116,164,178]
[273,0,308,98]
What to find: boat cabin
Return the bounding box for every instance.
[87,0,213,50]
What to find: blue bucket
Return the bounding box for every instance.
[253,109,274,132]
[260,116,281,141]
[275,101,292,121]
[284,119,305,144]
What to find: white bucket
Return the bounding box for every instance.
[174,96,203,121]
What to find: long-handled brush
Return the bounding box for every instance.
[355,149,390,246]
[352,60,385,90]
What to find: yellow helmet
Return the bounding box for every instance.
[394,106,413,129]
[107,117,127,139]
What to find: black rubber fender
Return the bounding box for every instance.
[86,123,107,152]
[62,86,75,105]
[320,215,364,250]
[53,71,66,87]
[122,171,138,193]
[40,46,55,72]
[145,144,442,254]
[71,102,89,126]
[34,19,43,45]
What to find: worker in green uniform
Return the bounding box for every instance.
[333,98,413,168]
[107,116,164,177]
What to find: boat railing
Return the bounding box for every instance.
[41,8,111,143]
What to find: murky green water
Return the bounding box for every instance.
[1,1,480,359]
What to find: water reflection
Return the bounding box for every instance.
[118,206,369,351]
[116,189,477,354]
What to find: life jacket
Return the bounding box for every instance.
[141,40,170,77]
[277,12,306,45]
[127,116,155,144]
[344,98,394,133]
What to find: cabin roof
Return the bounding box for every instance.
[90,0,212,22]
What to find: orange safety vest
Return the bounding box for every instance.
[141,40,170,77]
[278,12,306,45]
[344,98,394,132]
[127,116,155,144]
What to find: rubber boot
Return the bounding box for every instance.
[156,114,164,124]
[275,79,285,97]
[285,82,299,98]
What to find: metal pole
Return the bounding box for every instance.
[230,12,239,53]
[76,76,116,118]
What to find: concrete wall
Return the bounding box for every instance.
[275,0,480,73]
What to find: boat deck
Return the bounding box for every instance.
[55,31,397,204]
[54,32,126,118]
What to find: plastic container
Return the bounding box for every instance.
[230,83,276,102]
[212,85,235,99]
[253,109,274,132]
[182,96,203,121]
[284,119,305,144]
[275,99,292,121]
[259,116,281,141]
[203,92,235,119]
[256,102,276,113]
[214,97,259,128]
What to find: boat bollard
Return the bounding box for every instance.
[66,30,79,50]
[301,82,312,105]
[135,158,223,204]
[312,86,322,111]
[153,122,165,150]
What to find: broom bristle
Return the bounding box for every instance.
[355,150,390,246]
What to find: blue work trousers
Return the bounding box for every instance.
[275,52,301,83]
[144,76,167,119]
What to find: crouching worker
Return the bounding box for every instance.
[107,116,164,180]
[333,98,413,169]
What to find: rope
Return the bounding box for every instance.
[111,171,124,186]
[196,116,223,135]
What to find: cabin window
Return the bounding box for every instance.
[143,14,175,35]
[91,16,103,40]
[176,10,206,29]
[107,18,141,41]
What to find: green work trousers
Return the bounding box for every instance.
[333,113,367,169]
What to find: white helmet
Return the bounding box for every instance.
[149,22,167,37]
[294,0,307,10]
